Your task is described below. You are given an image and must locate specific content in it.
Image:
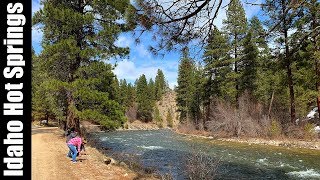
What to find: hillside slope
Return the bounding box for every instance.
[155,90,179,128]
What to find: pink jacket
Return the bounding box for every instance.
[68,137,82,152]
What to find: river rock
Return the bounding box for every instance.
[119,162,128,168]
[104,158,112,165]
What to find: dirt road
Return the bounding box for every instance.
[32,127,136,180]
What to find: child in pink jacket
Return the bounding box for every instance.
[67,136,82,163]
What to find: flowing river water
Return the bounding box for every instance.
[91,129,320,179]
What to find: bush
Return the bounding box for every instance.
[303,123,317,140]
[166,109,173,128]
[269,119,282,138]
[206,93,270,137]
[185,152,219,180]
[284,125,305,139]
[154,107,163,128]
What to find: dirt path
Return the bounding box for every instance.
[32,127,137,180]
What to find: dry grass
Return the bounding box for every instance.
[177,123,211,137]
[206,94,270,138]
[126,105,138,123]
[185,152,220,180]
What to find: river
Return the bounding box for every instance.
[90,129,320,179]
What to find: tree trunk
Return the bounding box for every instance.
[204,98,211,130]
[66,90,80,133]
[268,90,275,119]
[282,0,295,123]
[316,48,320,122]
[65,0,84,134]
[234,34,239,109]
[316,54,320,121]
[287,63,296,123]
[311,0,320,122]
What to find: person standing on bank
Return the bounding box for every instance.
[67,136,82,163]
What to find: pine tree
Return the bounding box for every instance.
[33,0,133,130]
[305,0,320,120]
[248,16,282,110]
[176,48,195,122]
[148,78,156,103]
[32,48,68,126]
[73,61,126,129]
[190,64,204,128]
[166,109,173,128]
[223,0,248,107]
[136,74,153,122]
[127,83,136,107]
[249,16,269,52]
[262,0,304,123]
[119,79,128,107]
[239,31,258,94]
[155,69,166,100]
[154,106,163,127]
[202,27,234,125]
[203,27,232,100]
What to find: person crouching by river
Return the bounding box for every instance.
[67,136,83,163]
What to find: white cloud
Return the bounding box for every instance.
[135,44,152,59]
[113,59,178,89]
[115,35,152,59]
[115,34,134,47]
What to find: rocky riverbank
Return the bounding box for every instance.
[175,128,320,150]
[218,137,320,150]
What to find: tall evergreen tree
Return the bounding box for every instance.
[136,74,153,122]
[249,16,269,52]
[148,78,156,103]
[127,83,136,107]
[33,0,134,130]
[73,61,126,129]
[176,48,195,122]
[155,69,166,100]
[239,32,258,94]
[202,27,232,124]
[262,0,304,123]
[223,0,248,107]
[306,0,320,120]
[119,79,128,107]
[32,48,68,126]
[190,65,204,128]
[111,77,120,103]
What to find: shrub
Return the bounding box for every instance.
[185,152,219,180]
[166,109,173,128]
[303,123,316,140]
[269,119,282,138]
[154,107,163,128]
[206,93,270,137]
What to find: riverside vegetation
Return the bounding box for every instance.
[32,0,320,179]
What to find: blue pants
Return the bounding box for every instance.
[67,144,78,162]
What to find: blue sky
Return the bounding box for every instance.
[32,0,262,88]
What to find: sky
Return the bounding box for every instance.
[32,0,263,89]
